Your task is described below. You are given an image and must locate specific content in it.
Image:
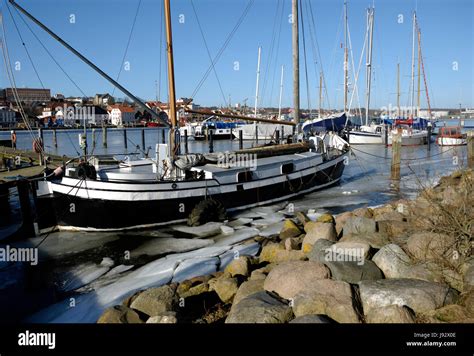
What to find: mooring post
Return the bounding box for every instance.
[275,129,280,144]
[38,128,44,166]
[391,130,401,180]
[184,129,188,154]
[255,124,259,144]
[102,124,107,148]
[209,129,214,153]
[141,128,146,150]
[230,127,233,141]
[123,129,128,149]
[161,129,166,144]
[17,180,36,238]
[91,128,96,148]
[384,124,389,146]
[53,128,58,148]
[468,130,474,169]
[427,124,432,151]
[239,130,243,150]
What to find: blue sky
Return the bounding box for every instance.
[0,0,472,109]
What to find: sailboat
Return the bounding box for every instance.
[236,49,293,141]
[386,11,431,146]
[8,0,350,232]
[345,6,386,144]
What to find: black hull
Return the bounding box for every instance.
[36,157,346,231]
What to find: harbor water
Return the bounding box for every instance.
[0,124,470,323]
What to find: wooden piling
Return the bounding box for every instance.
[53,129,58,148]
[102,125,107,148]
[468,130,474,169]
[427,124,432,151]
[123,129,128,149]
[275,129,280,144]
[255,124,259,144]
[38,128,44,166]
[239,130,243,150]
[230,127,233,141]
[384,125,389,146]
[391,130,401,180]
[184,129,188,154]
[141,128,146,150]
[161,129,166,144]
[209,130,214,153]
[92,128,96,148]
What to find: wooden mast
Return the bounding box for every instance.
[292,0,300,126]
[164,0,177,158]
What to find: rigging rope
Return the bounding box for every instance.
[267,0,284,109]
[306,0,330,110]
[259,0,280,108]
[350,145,457,161]
[11,5,87,97]
[112,0,142,97]
[4,0,44,88]
[300,0,311,114]
[190,0,228,107]
[190,0,255,100]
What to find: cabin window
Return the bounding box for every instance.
[237,171,253,183]
[281,163,295,174]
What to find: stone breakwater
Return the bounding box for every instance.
[98,169,473,324]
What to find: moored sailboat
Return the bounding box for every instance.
[8,0,350,232]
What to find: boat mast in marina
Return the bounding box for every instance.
[319,72,323,119]
[164,0,178,160]
[343,1,349,114]
[397,62,401,118]
[410,11,417,119]
[278,65,284,120]
[364,7,374,126]
[292,0,300,126]
[254,46,262,118]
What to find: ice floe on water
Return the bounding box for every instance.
[130,237,213,258]
[26,237,261,323]
[171,222,223,238]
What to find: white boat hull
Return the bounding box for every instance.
[348,131,384,144]
[436,137,466,146]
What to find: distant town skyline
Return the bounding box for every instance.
[0,0,472,110]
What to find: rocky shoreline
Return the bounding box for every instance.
[98,169,473,324]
